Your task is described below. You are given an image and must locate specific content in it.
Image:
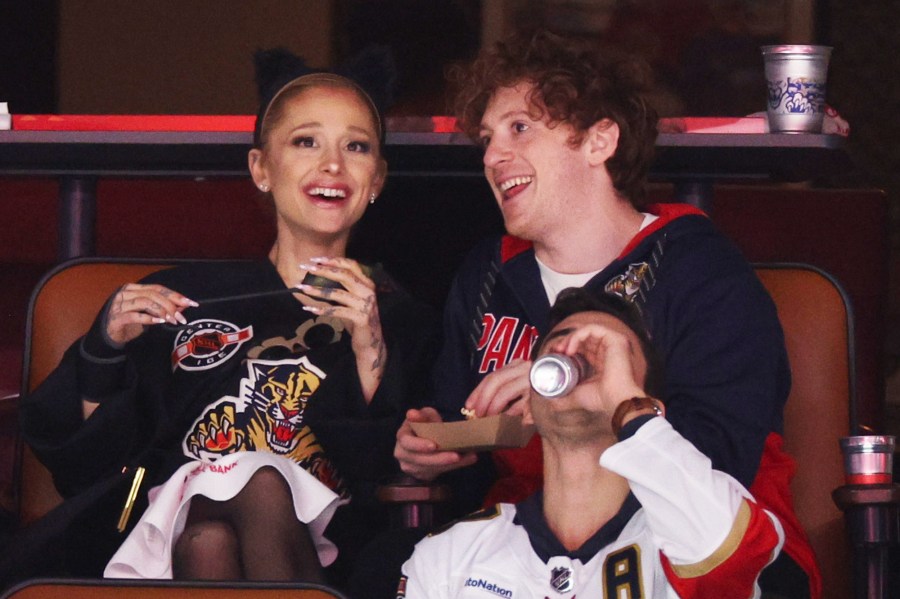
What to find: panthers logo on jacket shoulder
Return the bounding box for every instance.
[605,262,650,303]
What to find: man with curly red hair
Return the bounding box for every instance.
[395,28,819,598]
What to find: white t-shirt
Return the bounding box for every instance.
[537,213,659,304]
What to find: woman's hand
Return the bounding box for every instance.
[104,283,198,346]
[297,257,386,402]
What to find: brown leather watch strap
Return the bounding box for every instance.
[611,396,665,437]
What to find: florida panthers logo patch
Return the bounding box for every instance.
[605,262,650,303]
[171,319,253,371]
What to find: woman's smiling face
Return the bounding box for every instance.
[251,84,386,243]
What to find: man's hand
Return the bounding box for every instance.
[546,322,646,415]
[462,359,532,418]
[394,407,478,481]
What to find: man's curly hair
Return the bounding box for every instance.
[452,29,658,206]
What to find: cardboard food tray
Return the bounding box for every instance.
[410,414,536,452]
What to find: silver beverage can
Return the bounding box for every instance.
[530,353,590,398]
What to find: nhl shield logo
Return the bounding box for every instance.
[550,566,573,593]
[171,319,253,371]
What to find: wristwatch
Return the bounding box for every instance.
[611,396,665,437]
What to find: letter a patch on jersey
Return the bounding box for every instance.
[604,545,645,598]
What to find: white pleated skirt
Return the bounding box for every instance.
[104,451,345,579]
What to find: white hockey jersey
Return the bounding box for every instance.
[399,417,785,599]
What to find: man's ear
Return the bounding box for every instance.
[585,119,620,167]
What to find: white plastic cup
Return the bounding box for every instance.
[839,435,895,485]
[761,45,832,133]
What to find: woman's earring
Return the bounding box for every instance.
[369,193,376,204]
[258,183,270,192]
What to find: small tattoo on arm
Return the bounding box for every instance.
[364,296,378,331]
[370,337,386,375]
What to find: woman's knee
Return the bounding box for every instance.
[173,520,240,578]
[244,466,291,497]
[232,466,295,515]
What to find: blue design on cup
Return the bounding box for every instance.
[767,77,827,115]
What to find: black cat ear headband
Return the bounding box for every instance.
[252,46,396,148]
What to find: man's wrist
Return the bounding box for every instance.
[611,396,665,437]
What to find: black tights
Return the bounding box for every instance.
[172,466,324,582]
